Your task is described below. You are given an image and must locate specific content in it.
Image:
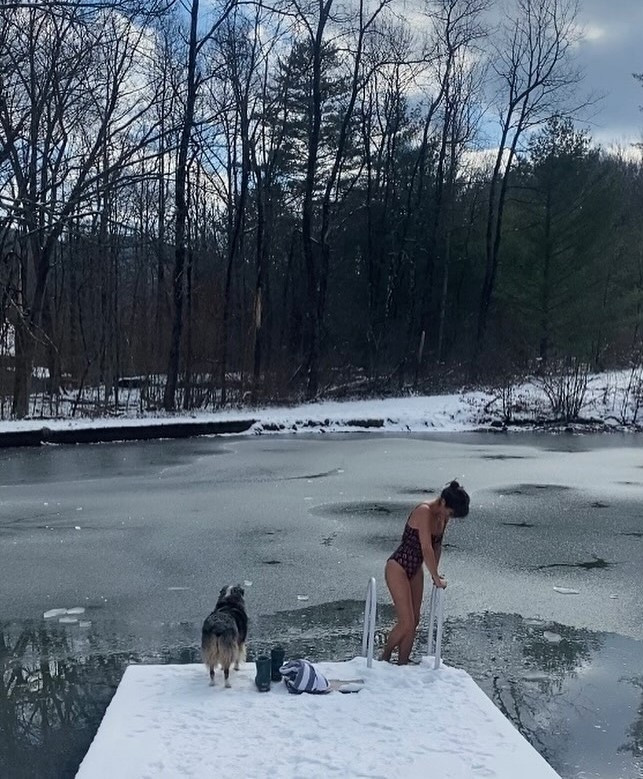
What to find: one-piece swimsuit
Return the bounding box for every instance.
[389,521,443,579]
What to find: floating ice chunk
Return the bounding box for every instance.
[74,526,81,530]
[79,621,92,628]
[44,608,67,619]
[609,594,618,599]
[543,631,562,644]
[297,595,310,601]
[66,607,85,615]
[59,616,78,624]
[553,586,579,595]
[243,580,252,587]
[76,507,83,511]
[522,671,550,682]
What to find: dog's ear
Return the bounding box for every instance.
[218,585,228,599]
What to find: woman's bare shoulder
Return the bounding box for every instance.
[407,502,432,528]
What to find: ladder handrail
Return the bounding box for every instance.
[362,577,377,668]
[362,576,444,669]
[425,583,446,669]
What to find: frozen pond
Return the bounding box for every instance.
[1,432,642,777]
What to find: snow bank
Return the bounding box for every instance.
[250,393,488,433]
[2,367,641,440]
[76,657,560,779]
[0,392,487,437]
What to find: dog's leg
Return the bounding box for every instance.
[235,643,246,671]
[209,666,215,686]
[224,666,231,688]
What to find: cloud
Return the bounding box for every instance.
[573,0,643,144]
[579,24,606,43]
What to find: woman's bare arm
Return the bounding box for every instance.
[413,506,446,587]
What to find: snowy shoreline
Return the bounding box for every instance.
[1,370,642,445]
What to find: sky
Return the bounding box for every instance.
[575,0,643,147]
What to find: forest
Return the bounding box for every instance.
[1,0,642,418]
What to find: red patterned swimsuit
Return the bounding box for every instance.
[389,521,443,579]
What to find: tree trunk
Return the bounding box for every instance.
[539,189,552,363]
[164,0,199,411]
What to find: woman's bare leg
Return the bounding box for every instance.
[398,569,424,664]
[381,560,415,663]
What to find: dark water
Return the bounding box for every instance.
[1,431,643,777]
[1,605,641,779]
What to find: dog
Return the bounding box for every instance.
[201,585,248,688]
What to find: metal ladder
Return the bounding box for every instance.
[362,577,445,669]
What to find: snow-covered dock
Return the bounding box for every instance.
[76,657,560,779]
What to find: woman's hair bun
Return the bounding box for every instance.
[441,480,470,518]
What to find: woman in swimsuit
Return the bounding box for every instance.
[381,480,470,664]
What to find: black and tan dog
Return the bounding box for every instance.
[201,585,248,688]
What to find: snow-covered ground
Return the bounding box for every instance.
[0,392,483,434]
[76,657,560,779]
[1,368,642,437]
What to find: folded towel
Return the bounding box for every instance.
[278,659,331,694]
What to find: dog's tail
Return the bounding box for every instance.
[201,633,238,671]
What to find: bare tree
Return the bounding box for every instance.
[415,0,487,376]
[0,2,164,416]
[435,51,484,363]
[288,0,393,397]
[163,0,238,411]
[474,0,581,367]
[211,7,257,407]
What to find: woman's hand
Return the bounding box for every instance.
[433,576,447,589]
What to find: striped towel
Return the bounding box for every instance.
[278,659,331,694]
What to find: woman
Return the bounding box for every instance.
[381,480,470,664]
